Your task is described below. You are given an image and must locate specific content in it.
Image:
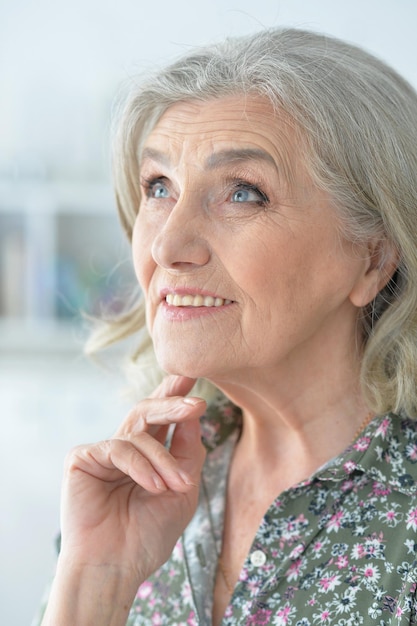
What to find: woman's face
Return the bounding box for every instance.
[132,96,370,383]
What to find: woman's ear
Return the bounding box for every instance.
[349,238,400,308]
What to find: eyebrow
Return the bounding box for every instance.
[140,147,171,166]
[205,148,277,170]
[140,147,277,170]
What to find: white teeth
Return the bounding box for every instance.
[165,293,232,307]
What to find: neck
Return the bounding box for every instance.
[210,338,371,474]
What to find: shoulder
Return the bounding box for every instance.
[357,413,417,496]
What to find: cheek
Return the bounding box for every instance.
[222,231,273,286]
[132,218,155,295]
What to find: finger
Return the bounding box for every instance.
[138,396,206,427]
[149,375,197,400]
[72,437,191,494]
[107,434,197,492]
[169,418,206,486]
[114,396,206,440]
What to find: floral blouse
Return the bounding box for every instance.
[34,396,417,625]
[126,396,417,625]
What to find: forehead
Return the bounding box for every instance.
[140,96,299,172]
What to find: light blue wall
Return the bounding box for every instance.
[1,0,416,180]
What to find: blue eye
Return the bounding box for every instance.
[231,184,269,206]
[142,177,171,199]
[150,181,170,198]
[232,189,254,202]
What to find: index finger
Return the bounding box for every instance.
[113,377,202,440]
[150,375,197,400]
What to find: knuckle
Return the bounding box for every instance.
[63,443,88,470]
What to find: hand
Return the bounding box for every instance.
[58,375,206,584]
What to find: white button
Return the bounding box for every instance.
[250,550,266,567]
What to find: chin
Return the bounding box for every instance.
[155,353,212,380]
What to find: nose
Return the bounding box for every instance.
[151,200,211,270]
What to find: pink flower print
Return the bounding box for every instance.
[340,479,354,492]
[336,555,349,569]
[382,508,400,527]
[289,543,305,559]
[172,541,184,560]
[273,605,293,625]
[187,611,197,625]
[136,581,153,599]
[247,608,273,625]
[354,436,371,451]
[286,558,303,581]
[151,613,163,625]
[313,540,323,553]
[326,510,344,532]
[407,507,417,531]
[286,520,296,533]
[279,605,291,617]
[241,567,249,581]
[182,581,193,602]
[343,460,357,474]
[375,417,390,438]
[318,574,341,592]
[314,609,332,623]
[247,579,260,595]
[363,563,381,582]
[365,541,377,557]
[372,482,391,497]
[352,543,365,559]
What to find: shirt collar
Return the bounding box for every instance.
[200,396,417,497]
[312,413,417,496]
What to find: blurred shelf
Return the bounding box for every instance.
[0,180,135,339]
[0,180,114,214]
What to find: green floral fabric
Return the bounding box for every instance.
[127,398,417,625]
[34,396,417,625]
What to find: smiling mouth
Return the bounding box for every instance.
[165,294,233,307]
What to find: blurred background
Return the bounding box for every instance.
[1,0,417,624]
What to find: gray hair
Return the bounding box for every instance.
[89,28,417,415]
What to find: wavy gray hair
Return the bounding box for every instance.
[88,28,417,415]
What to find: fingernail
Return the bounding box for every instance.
[153,475,167,491]
[183,397,205,407]
[179,471,197,486]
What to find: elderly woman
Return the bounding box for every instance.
[39,28,417,625]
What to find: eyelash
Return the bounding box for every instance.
[140,176,270,207]
[141,176,168,198]
[230,180,270,207]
